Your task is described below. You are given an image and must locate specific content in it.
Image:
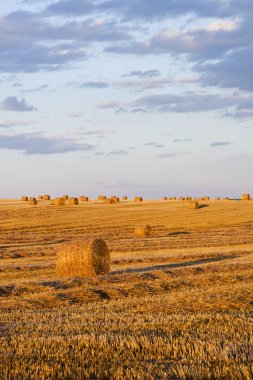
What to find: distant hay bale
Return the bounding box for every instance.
[79,196,89,202]
[134,225,152,238]
[122,196,128,201]
[214,197,220,201]
[98,195,107,201]
[43,195,50,201]
[134,197,143,202]
[38,196,43,200]
[68,197,79,205]
[242,194,251,201]
[103,198,116,204]
[162,197,168,200]
[186,197,192,201]
[29,197,36,201]
[21,196,28,201]
[62,195,69,200]
[29,199,37,206]
[203,196,210,201]
[110,196,119,203]
[188,201,199,209]
[56,238,110,278]
[53,198,65,206]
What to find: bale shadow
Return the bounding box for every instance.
[198,204,209,209]
[92,289,110,300]
[168,231,190,236]
[111,255,239,275]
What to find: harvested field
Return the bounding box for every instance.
[0,198,253,379]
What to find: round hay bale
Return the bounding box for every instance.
[122,196,128,201]
[188,201,199,209]
[29,199,37,206]
[38,195,43,200]
[53,198,65,206]
[68,197,79,205]
[204,196,210,201]
[214,197,220,201]
[21,196,28,201]
[43,195,50,201]
[110,196,119,203]
[162,197,168,200]
[98,195,107,200]
[134,225,152,238]
[62,195,69,200]
[56,238,110,278]
[134,196,143,202]
[103,198,116,204]
[242,194,251,201]
[79,196,89,202]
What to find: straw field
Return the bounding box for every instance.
[0,198,253,379]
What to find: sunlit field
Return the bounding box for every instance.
[0,198,253,379]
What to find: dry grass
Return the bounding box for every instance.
[56,238,110,277]
[0,199,253,378]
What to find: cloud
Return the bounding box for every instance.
[145,142,164,148]
[156,151,190,158]
[174,138,193,142]
[0,132,95,155]
[1,97,37,112]
[67,112,83,118]
[108,149,128,155]
[209,141,231,147]
[80,81,109,88]
[122,69,160,78]
[0,120,31,128]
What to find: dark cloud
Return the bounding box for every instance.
[0,132,95,155]
[210,141,231,147]
[1,96,37,112]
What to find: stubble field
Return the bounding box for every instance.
[0,198,253,379]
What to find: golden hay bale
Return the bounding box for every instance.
[134,225,152,238]
[242,194,251,201]
[203,196,210,201]
[214,197,220,201]
[122,196,128,201]
[29,197,36,201]
[38,195,43,200]
[186,197,192,201]
[134,197,143,202]
[29,199,37,206]
[43,195,50,201]
[103,198,116,204]
[188,201,199,209]
[21,196,28,201]
[110,196,119,203]
[56,238,110,278]
[98,195,107,200]
[68,197,79,205]
[53,198,66,206]
[79,196,89,202]
[62,195,69,200]
[162,197,168,200]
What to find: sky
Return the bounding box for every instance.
[0,0,252,199]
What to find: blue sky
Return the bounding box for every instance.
[0,0,252,198]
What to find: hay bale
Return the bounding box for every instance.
[62,195,69,200]
[98,195,107,200]
[103,198,116,204]
[29,197,36,201]
[203,196,210,201]
[21,196,28,201]
[43,195,50,201]
[53,198,65,206]
[38,196,43,200]
[29,199,37,206]
[188,201,199,209]
[122,196,128,201]
[186,197,192,201]
[134,225,152,238]
[242,194,251,201]
[162,197,168,200]
[110,196,119,203]
[214,197,220,201]
[68,197,79,205]
[134,197,143,202]
[56,238,110,278]
[79,196,89,202]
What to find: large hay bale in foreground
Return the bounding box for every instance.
[29,199,37,206]
[68,197,79,205]
[56,239,110,277]
[242,194,251,200]
[188,201,199,209]
[53,198,65,206]
[79,196,89,202]
[98,195,107,200]
[134,197,143,202]
[21,196,28,201]
[134,225,152,238]
[43,195,50,201]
